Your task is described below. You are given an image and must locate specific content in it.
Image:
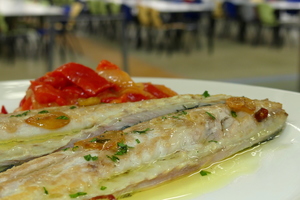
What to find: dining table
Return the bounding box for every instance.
[0,0,63,17]
[0,0,64,72]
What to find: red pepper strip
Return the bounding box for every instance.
[143,83,170,98]
[62,85,87,100]
[56,62,113,96]
[19,96,33,111]
[1,105,8,114]
[96,60,120,70]
[89,194,117,200]
[30,81,67,106]
[36,70,70,90]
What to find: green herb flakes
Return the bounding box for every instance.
[106,155,119,162]
[115,142,132,156]
[133,128,152,134]
[206,112,216,120]
[10,110,30,117]
[208,140,218,143]
[120,193,132,198]
[200,170,211,176]
[136,139,141,144]
[90,138,110,143]
[202,91,210,98]
[43,187,49,195]
[69,106,77,109]
[38,110,49,114]
[69,192,87,198]
[100,186,107,190]
[56,115,69,120]
[84,154,98,161]
[72,146,79,151]
[231,111,237,118]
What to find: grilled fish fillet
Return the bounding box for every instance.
[0,97,287,200]
[0,94,230,169]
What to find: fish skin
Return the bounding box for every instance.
[0,94,230,169]
[0,97,287,200]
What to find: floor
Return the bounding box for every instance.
[0,26,299,92]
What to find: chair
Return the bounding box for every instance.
[54,1,84,61]
[0,14,38,60]
[238,4,259,43]
[255,3,280,46]
[219,1,240,39]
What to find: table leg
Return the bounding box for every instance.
[207,11,215,54]
[47,17,55,72]
[121,14,129,74]
[272,10,282,47]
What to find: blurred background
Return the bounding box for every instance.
[0,0,299,92]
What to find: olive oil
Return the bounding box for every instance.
[126,144,265,200]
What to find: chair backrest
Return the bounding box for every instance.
[88,1,108,15]
[137,6,152,26]
[108,3,121,15]
[121,5,134,22]
[150,9,163,28]
[240,4,256,22]
[257,3,277,26]
[0,14,8,34]
[223,1,238,19]
[213,2,224,19]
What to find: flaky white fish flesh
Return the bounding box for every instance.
[0,94,229,169]
[0,97,287,200]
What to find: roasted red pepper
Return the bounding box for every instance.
[96,60,120,70]
[1,105,8,114]
[143,83,170,98]
[30,81,67,106]
[56,62,113,96]
[15,61,178,111]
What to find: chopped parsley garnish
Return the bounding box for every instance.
[202,91,210,98]
[84,154,98,161]
[133,128,152,134]
[106,142,132,162]
[89,138,110,143]
[38,110,49,114]
[231,111,237,118]
[161,116,167,119]
[106,155,119,162]
[200,170,211,176]
[69,106,77,109]
[69,192,87,198]
[100,186,107,190]
[136,139,141,144]
[56,115,69,120]
[208,140,218,143]
[72,146,79,151]
[43,187,49,195]
[10,110,30,117]
[115,142,132,155]
[206,112,216,120]
[120,193,132,198]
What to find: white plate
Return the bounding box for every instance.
[1,78,300,200]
